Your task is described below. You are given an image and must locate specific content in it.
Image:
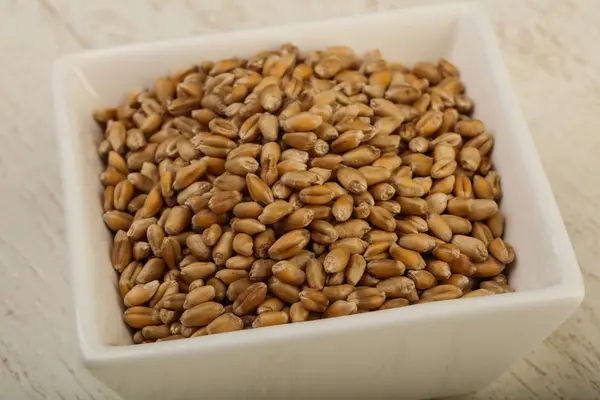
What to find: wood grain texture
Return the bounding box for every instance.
[0,0,598,399]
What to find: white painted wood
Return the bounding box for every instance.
[0,0,597,398]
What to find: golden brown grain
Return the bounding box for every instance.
[97,44,514,344]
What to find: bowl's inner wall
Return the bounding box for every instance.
[450,18,557,291]
[61,5,557,347]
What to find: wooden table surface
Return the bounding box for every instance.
[1,0,598,399]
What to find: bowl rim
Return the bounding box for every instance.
[52,2,584,365]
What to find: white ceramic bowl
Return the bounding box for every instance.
[53,3,584,399]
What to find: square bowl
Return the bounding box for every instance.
[53,3,584,399]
